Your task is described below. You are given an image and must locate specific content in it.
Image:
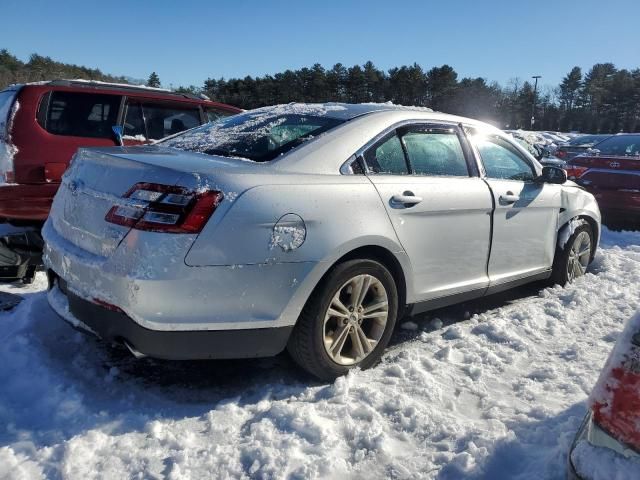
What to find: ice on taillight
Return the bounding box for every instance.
[130,190,164,202]
[114,206,144,219]
[161,193,193,206]
[142,211,180,225]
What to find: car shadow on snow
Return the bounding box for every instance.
[445,402,587,480]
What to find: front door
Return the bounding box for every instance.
[468,130,561,284]
[363,124,493,302]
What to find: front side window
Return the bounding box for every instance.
[472,133,536,181]
[160,111,344,162]
[123,102,146,140]
[43,91,121,138]
[364,133,409,174]
[142,103,201,140]
[402,129,469,177]
[206,108,235,123]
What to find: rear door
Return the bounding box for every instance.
[364,123,493,302]
[467,129,561,284]
[35,90,122,182]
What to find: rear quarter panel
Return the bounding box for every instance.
[185,175,406,267]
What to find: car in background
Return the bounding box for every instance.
[566,134,640,224]
[568,311,640,479]
[0,80,241,282]
[556,134,612,162]
[43,103,600,380]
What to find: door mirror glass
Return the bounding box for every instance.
[111,125,124,146]
[539,166,567,184]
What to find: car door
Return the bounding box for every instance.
[363,123,493,302]
[467,128,561,284]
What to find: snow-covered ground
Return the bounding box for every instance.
[1,227,639,479]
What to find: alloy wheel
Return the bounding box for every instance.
[567,231,591,281]
[322,274,389,365]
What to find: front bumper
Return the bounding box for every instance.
[47,275,293,360]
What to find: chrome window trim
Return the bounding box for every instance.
[342,119,477,177]
[463,124,542,183]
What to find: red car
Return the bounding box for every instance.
[565,134,640,224]
[568,311,640,478]
[0,80,241,282]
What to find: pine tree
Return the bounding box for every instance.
[147,72,161,88]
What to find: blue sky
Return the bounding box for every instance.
[2,0,639,90]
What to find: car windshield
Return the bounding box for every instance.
[592,135,640,156]
[160,109,344,162]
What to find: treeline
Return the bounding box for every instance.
[0,49,139,91]
[2,48,638,133]
[195,62,640,133]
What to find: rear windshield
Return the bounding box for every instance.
[160,110,344,162]
[39,91,121,139]
[593,135,640,156]
[0,89,18,139]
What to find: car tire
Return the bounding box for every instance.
[551,220,593,286]
[287,259,399,381]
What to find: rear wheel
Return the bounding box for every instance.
[287,259,398,380]
[551,221,593,286]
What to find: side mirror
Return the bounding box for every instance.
[538,166,567,184]
[112,125,124,146]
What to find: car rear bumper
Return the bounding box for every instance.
[0,183,58,221]
[588,188,640,214]
[568,411,640,479]
[47,275,293,359]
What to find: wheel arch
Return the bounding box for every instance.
[557,212,600,261]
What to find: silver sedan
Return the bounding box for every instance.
[43,103,601,379]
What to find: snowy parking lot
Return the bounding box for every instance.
[1,227,639,479]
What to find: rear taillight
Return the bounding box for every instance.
[565,165,589,179]
[105,182,222,233]
[556,150,566,159]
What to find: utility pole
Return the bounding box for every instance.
[530,75,541,129]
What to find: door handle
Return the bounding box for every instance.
[499,192,520,205]
[391,193,423,207]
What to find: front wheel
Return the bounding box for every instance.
[287,259,398,380]
[551,221,593,286]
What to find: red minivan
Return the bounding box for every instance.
[0,80,241,282]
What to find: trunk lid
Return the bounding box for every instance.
[50,146,250,257]
[571,154,640,191]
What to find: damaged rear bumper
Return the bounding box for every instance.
[47,274,293,360]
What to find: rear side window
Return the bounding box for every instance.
[41,91,121,138]
[364,134,409,174]
[402,129,469,176]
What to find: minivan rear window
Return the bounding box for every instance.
[39,91,121,138]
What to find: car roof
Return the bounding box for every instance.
[4,79,242,111]
[245,102,436,121]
